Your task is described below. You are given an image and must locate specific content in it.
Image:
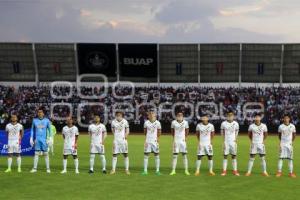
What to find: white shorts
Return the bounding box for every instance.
[197,144,213,156]
[173,142,187,154]
[8,140,21,154]
[90,144,105,154]
[113,141,128,154]
[223,142,237,156]
[144,142,159,154]
[250,143,266,155]
[63,148,78,155]
[279,144,293,159]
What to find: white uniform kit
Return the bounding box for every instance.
[5,123,23,154]
[144,120,161,153]
[196,123,215,156]
[62,125,79,155]
[248,123,268,155]
[278,123,296,159]
[171,120,189,154]
[221,121,239,155]
[111,119,129,154]
[89,123,107,154]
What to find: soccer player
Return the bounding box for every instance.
[245,113,269,177]
[110,111,130,175]
[276,114,296,178]
[195,114,215,176]
[5,114,23,173]
[170,111,190,176]
[48,119,57,156]
[142,110,162,175]
[61,117,79,174]
[30,108,52,173]
[220,112,240,176]
[88,115,107,174]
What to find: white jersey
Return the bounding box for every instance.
[88,123,107,145]
[144,120,161,143]
[278,123,296,145]
[111,119,129,143]
[62,125,79,149]
[5,123,23,142]
[248,123,268,144]
[221,121,239,143]
[171,120,189,143]
[196,123,215,145]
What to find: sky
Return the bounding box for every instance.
[0,0,299,43]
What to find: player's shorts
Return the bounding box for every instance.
[90,144,105,154]
[279,143,293,159]
[144,142,159,154]
[35,139,48,152]
[113,141,128,154]
[223,142,237,156]
[173,142,187,154]
[197,144,213,156]
[63,148,77,156]
[7,140,21,154]
[250,143,266,155]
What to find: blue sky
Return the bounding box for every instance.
[0,0,298,42]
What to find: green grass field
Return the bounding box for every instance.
[0,134,300,200]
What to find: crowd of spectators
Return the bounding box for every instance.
[1,85,300,132]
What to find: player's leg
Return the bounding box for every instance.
[182,153,190,175]
[99,153,106,174]
[276,145,283,177]
[195,155,203,176]
[89,153,96,173]
[31,140,41,173]
[73,155,79,174]
[44,151,51,173]
[61,155,68,174]
[245,154,255,176]
[111,154,118,174]
[221,155,228,176]
[15,153,22,173]
[123,153,130,175]
[259,154,268,176]
[5,153,13,172]
[231,155,239,176]
[142,152,150,175]
[208,155,215,176]
[288,145,296,178]
[154,152,161,175]
[170,153,178,175]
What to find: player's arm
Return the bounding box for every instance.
[292,127,296,142]
[47,120,52,139]
[263,131,268,142]
[185,128,189,139]
[20,126,24,139]
[62,129,65,139]
[211,131,215,144]
[125,121,129,139]
[75,135,79,148]
[30,120,35,146]
[5,124,9,135]
[248,131,252,141]
[196,130,200,142]
[102,126,107,144]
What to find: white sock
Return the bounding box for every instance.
[223,159,228,171]
[17,157,21,169]
[208,160,213,172]
[144,155,149,172]
[112,157,117,171]
[90,154,95,171]
[172,155,178,171]
[278,159,283,172]
[232,159,237,171]
[155,155,160,172]
[63,159,67,171]
[247,158,255,173]
[124,157,129,171]
[45,153,50,170]
[74,158,79,171]
[183,154,188,171]
[33,154,39,169]
[261,157,267,173]
[100,155,106,171]
[8,157,12,169]
[196,160,201,171]
[289,159,293,173]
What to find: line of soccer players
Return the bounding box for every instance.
[3,108,297,178]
